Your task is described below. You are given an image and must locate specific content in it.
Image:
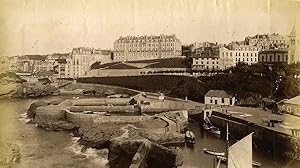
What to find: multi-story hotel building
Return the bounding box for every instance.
[113,34,182,61]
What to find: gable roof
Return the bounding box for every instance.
[283,95,300,105]
[205,90,234,98]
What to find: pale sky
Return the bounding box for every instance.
[0,0,299,56]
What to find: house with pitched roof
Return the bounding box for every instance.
[204,90,235,106]
[277,95,300,117]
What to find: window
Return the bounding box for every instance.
[229,98,232,105]
[287,106,292,113]
[222,98,224,103]
[215,100,218,104]
[210,99,213,104]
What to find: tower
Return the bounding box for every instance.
[288,23,297,63]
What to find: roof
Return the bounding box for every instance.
[105,63,140,70]
[282,96,300,105]
[192,47,219,59]
[144,58,187,68]
[259,49,288,54]
[91,62,120,69]
[91,58,187,69]
[56,58,67,64]
[205,90,234,98]
[38,78,51,84]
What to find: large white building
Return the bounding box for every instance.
[219,45,259,69]
[113,34,182,61]
[57,47,113,78]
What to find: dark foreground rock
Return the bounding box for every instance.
[108,139,183,168]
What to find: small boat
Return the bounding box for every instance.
[203,123,221,135]
[216,156,261,167]
[203,148,225,157]
[185,131,195,144]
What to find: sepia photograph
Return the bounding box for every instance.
[0,0,300,167]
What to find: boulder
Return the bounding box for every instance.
[108,139,183,168]
[78,124,124,149]
[148,144,183,168]
[108,140,143,168]
[34,105,75,131]
[27,100,50,118]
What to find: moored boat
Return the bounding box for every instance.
[203,148,225,157]
[203,123,221,135]
[185,130,195,144]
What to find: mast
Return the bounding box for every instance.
[226,123,229,168]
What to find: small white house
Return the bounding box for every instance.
[204,90,235,106]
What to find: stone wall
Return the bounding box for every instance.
[72,98,130,106]
[66,111,152,126]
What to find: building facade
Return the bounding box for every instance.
[204,90,235,106]
[244,33,289,50]
[113,34,182,61]
[219,45,259,69]
[62,47,113,78]
[191,47,220,71]
[258,49,289,64]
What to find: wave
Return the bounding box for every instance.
[67,135,109,167]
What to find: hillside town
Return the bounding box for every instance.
[0,28,298,79]
[1,0,300,168]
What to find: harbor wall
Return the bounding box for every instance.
[209,111,295,158]
[65,111,152,126]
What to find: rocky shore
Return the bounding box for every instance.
[27,97,189,168]
[0,142,21,167]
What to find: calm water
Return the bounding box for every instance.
[2,96,300,168]
[180,121,300,168]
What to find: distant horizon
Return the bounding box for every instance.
[0,0,299,56]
